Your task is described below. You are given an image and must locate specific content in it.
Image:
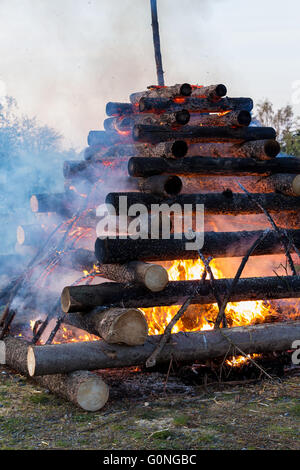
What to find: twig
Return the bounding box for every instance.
[214,229,271,328]
[238,182,297,276]
[146,270,207,368]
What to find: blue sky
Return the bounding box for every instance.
[0,0,299,148]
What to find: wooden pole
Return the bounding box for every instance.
[150,0,164,86]
[27,321,300,376]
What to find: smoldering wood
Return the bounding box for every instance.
[139,97,253,113]
[128,156,300,177]
[30,193,82,217]
[103,141,189,159]
[105,102,135,117]
[64,307,148,345]
[98,261,169,292]
[190,84,227,100]
[103,109,190,131]
[129,83,193,104]
[1,336,109,411]
[87,130,128,147]
[27,321,300,375]
[186,140,281,160]
[61,276,300,312]
[138,175,183,197]
[17,225,47,247]
[62,248,97,272]
[188,110,251,127]
[84,144,109,161]
[106,191,300,216]
[94,229,300,264]
[132,124,276,144]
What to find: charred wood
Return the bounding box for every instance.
[139,97,253,113]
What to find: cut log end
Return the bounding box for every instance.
[265,140,281,158]
[237,110,251,126]
[99,308,148,345]
[215,84,227,98]
[172,140,188,158]
[176,110,190,125]
[27,347,37,377]
[17,226,25,245]
[76,374,109,412]
[292,175,300,196]
[143,264,169,292]
[30,195,38,213]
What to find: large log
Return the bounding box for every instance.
[17,225,47,246]
[64,308,148,345]
[94,229,300,264]
[98,261,169,292]
[0,336,109,411]
[27,321,300,375]
[188,110,251,127]
[106,191,300,215]
[104,110,190,131]
[61,275,300,312]
[106,102,136,117]
[129,84,227,104]
[87,130,130,147]
[103,141,189,159]
[139,97,253,113]
[132,124,276,144]
[187,140,281,160]
[67,307,148,344]
[128,156,300,177]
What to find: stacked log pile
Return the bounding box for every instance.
[2,81,300,411]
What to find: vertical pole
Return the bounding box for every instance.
[150,0,165,86]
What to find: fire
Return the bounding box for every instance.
[143,259,271,335]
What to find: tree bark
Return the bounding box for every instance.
[104,110,190,131]
[138,175,183,197]
[102,141,189,159]
[132,124,276,144]
[64,307,148,345]
[27,321,300,375]
[61,275,300,312]
[98,261,169,292]
[128,156,300,177]
[94,229,300,264]
[130,83,193,104]
[106,191,300,215]
[187,140,280,160]
[0,336,109,411]
[139,97,253,113]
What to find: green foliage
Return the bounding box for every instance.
[255,99,300,157]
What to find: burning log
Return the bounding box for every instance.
[132,124,276,144]
[63,307,148,345]
[30,192,82,216]
[17,225,47,246]
[138,175,183,197]
[106,102,135,117]
[94,229,300,264]
[186,140,280,160]
[130,83,193,104]
[189,110,251,127]
[103,141,189,159]
[27,321,300,375]
[61,276,300,312]
[62,248,97,272]
[87,130,126,147]
[106,191,300,215]
[98,261,169,292]
[139,97,253,113]
[104,110,190,131]
[0,336,109,411]
[190,84,228,100]
[256,174,300,197]
[128,156,300,177]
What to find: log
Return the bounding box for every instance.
[17,225,47,246]
[189,110,251,127]
[61,276,300,312]
[132,124,276,144]
[186,140,281,160]
[98,261,169,292]
[104,109,190,131]
[130,83,193,104]
[139,97,253,113]
[62,248,97,272]
[106,102,136,117]
[106,191,300,215]
[27,321,300,375]
[30,193,66,213]
[127,156,300,177]
[64,307,148,345]
[190,84,228,100]
[103,141,189,159]
[138,175,183,197]
[94,229,300,264]
[0,336,109,411]
[87,130,128,147]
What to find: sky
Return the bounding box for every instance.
[0,0,299,149]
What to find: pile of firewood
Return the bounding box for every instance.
[1,82,300,412]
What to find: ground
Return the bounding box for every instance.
[0,365,299,450]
